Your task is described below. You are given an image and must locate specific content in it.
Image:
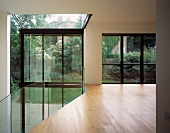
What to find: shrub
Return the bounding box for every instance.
[124,52,140,63]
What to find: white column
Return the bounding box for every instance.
[0,12,10,101]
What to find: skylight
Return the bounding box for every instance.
[12,14,91,29]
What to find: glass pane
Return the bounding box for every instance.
[143,36,156,63]
[44,88,62,116]
[12,89,22,133]
[102,65,121,83]
[64,88,82,106]
[64,36,82,82]
[24,35,43,82]
[144,65,156,83]
[44,35,62,82]
[102,36,121,64]
[13,14,89,29]
[44,88,49,119]
[123,36,141,63]
[24,35,30,82]
[124,65,140,83]
[0,95,11,133]
[25,87,43,132]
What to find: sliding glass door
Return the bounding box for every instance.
[102,34,156,84]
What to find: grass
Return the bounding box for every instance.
[24,87,82,104]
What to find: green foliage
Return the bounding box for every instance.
[127,36,141,52]
[144,46,156,63]
[75,15,82,28]
[106,53,119,58]
[102,41,107,62]
[102,36,120,62]
[16,14,48,28]
[64,36,82,73]
[11,14,49,92]
[124,52,140,63]
[11,16,21,92]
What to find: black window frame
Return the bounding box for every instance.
[102,33,156,84]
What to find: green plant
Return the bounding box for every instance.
[124,52,140,63]
[144,46,156,63]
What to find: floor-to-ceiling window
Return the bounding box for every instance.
[10,14,92,132]
[102,34,156,84]
[20,29,84,131]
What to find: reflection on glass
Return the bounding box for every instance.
[123,36,141,63]
[1,84,84,132]
[144,65,156,83]
[124,65,140,83]
[0,95,11,133]
[102,65,121,83]
[64,88,82,105]
[143,36,156,63]
[44,88,62,117]
[64,36,82,82]
[44,35,62,82]
[102,36,121,64]
[25,87,42,132]
[12,89,21,133]
[24,35,43,82]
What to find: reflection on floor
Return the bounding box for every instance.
[29,84,156,133]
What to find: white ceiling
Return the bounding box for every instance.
[0,0,156,23]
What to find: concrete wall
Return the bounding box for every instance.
[84,22,156,84]
[0,12,10,101]
[157,0,170,132]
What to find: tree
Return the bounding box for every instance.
[75,15,83,28]
[102,36,120,62]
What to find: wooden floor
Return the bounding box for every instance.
[29,84,156,133]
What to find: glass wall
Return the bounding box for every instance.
[102,34,156,84]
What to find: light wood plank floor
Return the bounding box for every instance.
[29,84,156,133]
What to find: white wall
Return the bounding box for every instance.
[84,22,155,84]
[0,12,10,101]
[157,0,170,132]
